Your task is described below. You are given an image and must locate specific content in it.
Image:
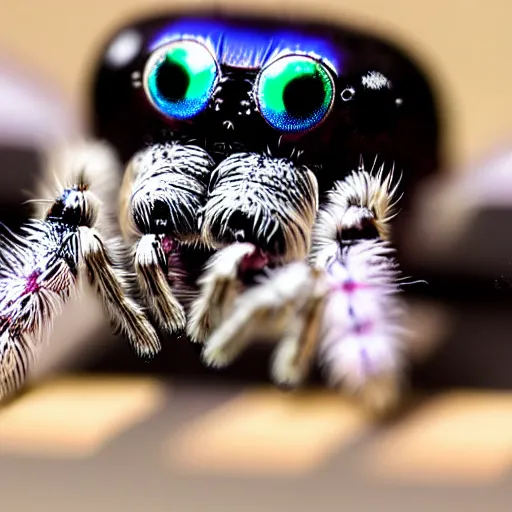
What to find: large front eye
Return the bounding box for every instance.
[255,55,335,133]
[143,39,218,120]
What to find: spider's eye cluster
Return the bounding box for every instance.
[143,39,218,120]
[142,42,336,133]
[255,55,335,133]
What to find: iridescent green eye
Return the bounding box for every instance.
[255,54,335,133]
[143,39,218,120]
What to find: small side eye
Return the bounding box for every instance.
[255,54,335,133]
[343,70,401,133]
[143,39,218,120]
[340,87,355,102]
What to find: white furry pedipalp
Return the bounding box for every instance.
[200,152,319,263]
[120,142,216,334]
[121,142,214,244]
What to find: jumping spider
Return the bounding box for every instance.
[0,12,440,414]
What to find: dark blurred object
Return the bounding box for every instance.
[404,145,512,292]
[0,54,79,228]
[400,144,512,390]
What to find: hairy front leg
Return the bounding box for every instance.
[311,163,407,414]
[0,222,76,399]
[0,141,160,399]
[317,240,406,415]
[201,261,318,369]
[270,268,327,388]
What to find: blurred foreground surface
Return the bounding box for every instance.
[0,375,511,512]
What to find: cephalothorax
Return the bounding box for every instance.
[0,11,440,413]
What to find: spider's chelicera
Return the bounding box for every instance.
[0,14,439,414]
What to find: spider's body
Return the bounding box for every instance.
[0,11,441,412]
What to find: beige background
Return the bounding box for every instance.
[1,0,512,171]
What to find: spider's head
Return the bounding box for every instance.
[90,11,441,254]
